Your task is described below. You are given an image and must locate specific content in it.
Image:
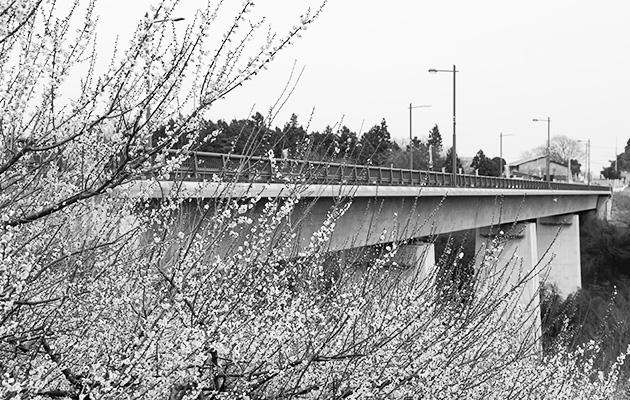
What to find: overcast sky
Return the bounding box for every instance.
[98,0,630,174]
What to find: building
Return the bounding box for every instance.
[508,155,569,181]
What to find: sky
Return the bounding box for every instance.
[95,0,630,174]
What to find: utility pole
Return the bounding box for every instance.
[579,139,591,185]
[408,103,431,170]
[500,132,514,177]
[532,117,551,183]
[587,139,591,186]
[429,65,459,184]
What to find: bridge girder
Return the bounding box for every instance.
[119,181,610,252]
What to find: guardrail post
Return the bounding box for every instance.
[306,160,313,183]
[192,152,198,179]
[221,154,227,180]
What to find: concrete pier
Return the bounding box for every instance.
[476,222,542,351]
[395,242,436,283]
[536,214,581,297]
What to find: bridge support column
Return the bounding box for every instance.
[475,222,541,352]
[597,195,612,221]
[536,214,581,297]
[394,242,435,282]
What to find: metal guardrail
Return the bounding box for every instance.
[167,150,611,192]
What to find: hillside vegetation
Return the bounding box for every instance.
[542,188,630,376]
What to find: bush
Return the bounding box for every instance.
[5,189,628,398]
[542,281,630,379]
[581,217,630,285]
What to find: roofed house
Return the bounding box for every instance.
[508,155,569,181]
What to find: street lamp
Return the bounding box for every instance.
[499,133,514,177]
[408,103,431,170]
[429,65,458,184]
[532,117,551,183]
[577,139,591,185]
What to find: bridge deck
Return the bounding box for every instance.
[121,181,612,199]
[118,152,612,253]
[163,150,610,193]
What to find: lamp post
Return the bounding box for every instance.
[532,117,551,183]
[429,65,458,184]
[408,104,431,170]
[578,139,591,185]
[499,133,514,177]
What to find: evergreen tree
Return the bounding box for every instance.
[310,126,338,161]
[442,147,463,173]
[570,159,582,178]
[337,126,359,162]
[492,157,507,176]
[602,165,622,179]
[199,119,234,153]
[358,119,394,166]
[616,139,630,171]
[427,125,443,170]
[273,113,307,158]
[406,137,430,170]
[471,149,501,176]
[229,117,267,156]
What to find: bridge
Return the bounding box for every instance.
[121,151,612,341]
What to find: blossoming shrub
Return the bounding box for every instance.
[2,178,628,399]
[1,0,628,398]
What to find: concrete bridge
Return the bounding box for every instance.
[124,151,612,327]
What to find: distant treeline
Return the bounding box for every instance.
[154,112,473,172]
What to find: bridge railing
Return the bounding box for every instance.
[167,150,610,192]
